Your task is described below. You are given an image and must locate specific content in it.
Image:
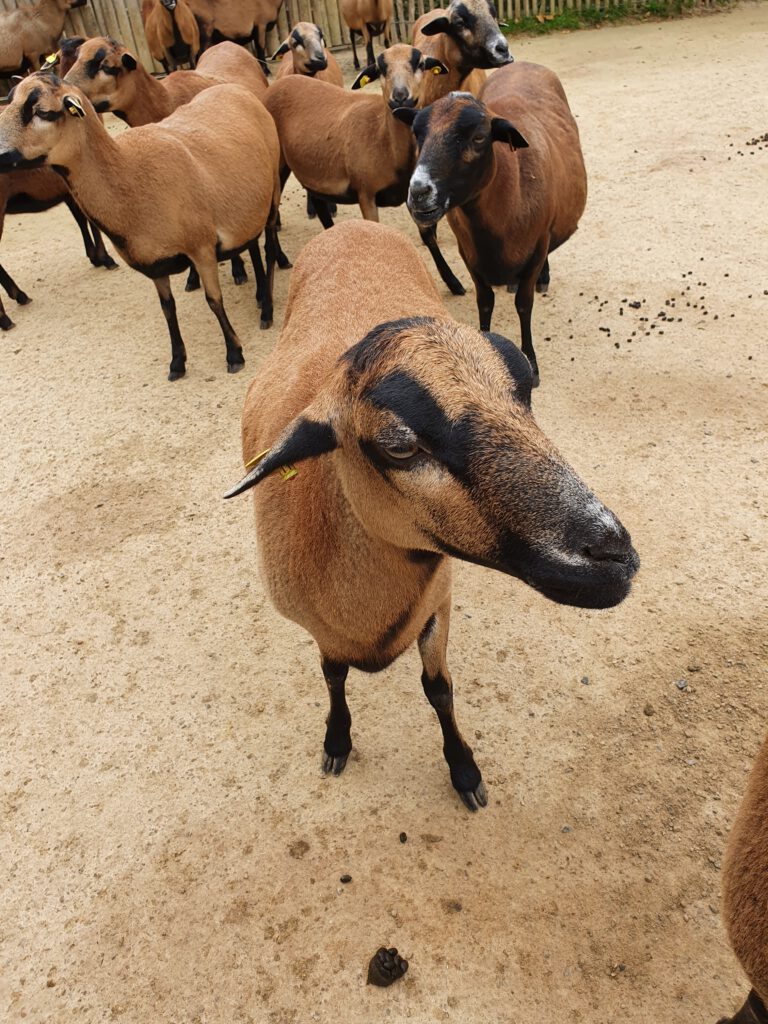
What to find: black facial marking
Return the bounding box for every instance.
[410,47,420,71]
[101,64,120,77]
[290,27,302,45]
[344,317,435,377]
[377,53,387,77]
[85,47,108,78]
[35,109,63,122]
[482,332,533,406]
[452,3,477,29]
[21,88,41,126]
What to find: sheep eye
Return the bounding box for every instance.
[472,134,487,145]
[383,442,420,461]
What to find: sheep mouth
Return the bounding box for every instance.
[407,201,444,225]
[0,150,46,171]
[389,97,417,112]
[527,575,635,610]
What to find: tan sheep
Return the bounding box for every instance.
[224,220,639,809]
[141,0,202,72]
[340,0,393,71]
[272,22,343,86]
[0,0,86,75]
[0,73,282,379]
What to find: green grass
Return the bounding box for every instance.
[501,0,727,35]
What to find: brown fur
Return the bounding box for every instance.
[141,0,201,71]
[720,734,768,1017]
[272,22,343,87]
[0,0,85,75]
[402,63,586,383]
[412,8,484,106]
[228,220,637,808]
[64,38,267,127]
[340,0,393,69]
[0,74,281,377]
[264,44,439,222]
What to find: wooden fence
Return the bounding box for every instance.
[0,0,728,72]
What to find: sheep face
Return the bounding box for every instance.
[0,75,88,171]
[226,318,639,610]
[397,92,528,226]
[273,23,328,76]
[351,44,448,111]
[419,0,512,71]
[62,38,139,114]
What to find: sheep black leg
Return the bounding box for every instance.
[536,256,550,295]
[185,265,200,291]
[418,602,486,811]
[321,657,352,776]
[195,257,245,372]
[473,273,495,333]
[0,263,30,307]
[350,30,360,70]
[312,197,335,230]
[259,224,277,329]
[249,241,266,307]
[717,990,768,1024]
[515,264,541,388]
[364,30,375,67]
[154,275,187,381]
[230,253,247,286]
[419,224,465,296]
[66,197,115,269]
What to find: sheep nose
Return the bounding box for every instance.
[410,179,432,203]
[392,87,409,103]
[493,38,512,62]
[582,521,638,570]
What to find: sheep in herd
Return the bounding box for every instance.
[224,220,639,810]
[250,0,284,73]
[0,74,281,379]
[0,0,86,76]
[264,45,452,271]
[396,65,587,386]
[141,0,202,73]
[63,37,274,288]
[186,0,283,73]
[272,22,343,86]
[718,734,768,1024]
[339,0,392,71]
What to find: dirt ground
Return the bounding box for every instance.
[1,5,767,1022]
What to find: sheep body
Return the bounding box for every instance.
[0,0,85,74]
[340,0,393,69]
[141,0,202,71]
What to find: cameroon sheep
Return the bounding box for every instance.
[272,22,343,86]
[718,734,768,1024]
[250,0,284,74]
[0,74,281,379]
[224,220,639,810]
[0,0,86,76]
[141,0,202,73]
[397,64,587,386]
[185,0,282,72]
[264,45,451,265]
[64,37,274,287]
[340,0,392,71]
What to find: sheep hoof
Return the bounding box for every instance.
[447,278,466,297]
[535,281,549,295]
[15,291,31,306]
[277,254,292,270]
[101,255,119,270]
[531,368,540,389]
[260,318,273,331]
[367,947,408,987]
[506,282,517,294]
[227,360,245,374]
[0,314,15,330]
[168,366,186,381]
[457,779,488,812]
[233,271,248,286]
[322,750,349,776]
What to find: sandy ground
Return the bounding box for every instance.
[1,5,767,1022]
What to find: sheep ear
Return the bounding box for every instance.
[422,56,448,75]
[419,15,451,36]
[392,105,418,126]
[271,40,290,59]
[62,94,86,118]
[224,417,338,498]
[351,63,378,89]
[491,116,528,150]
[121,52,138,71]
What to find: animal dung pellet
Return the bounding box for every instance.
[367,947,409,987]
[340,874,352,884]
[399,832,408,844]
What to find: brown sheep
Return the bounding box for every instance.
[141,0,202,73]
[250,0,284,74]
[340,0,392,71]
[186,0,282,72]
[0,0,86,76]
[272,22,343,86]
[0,74,282,379]
[224,220,639,810]
[718,734,768,1024]
[264,44,447,224]
[396,63,587,386]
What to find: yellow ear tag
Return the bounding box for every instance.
[358,75,369,87]
[432,66,442,74]
[243,447,298,481]
[64,96,86,118]
[43,52,60,69]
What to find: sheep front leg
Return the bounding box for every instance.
[717,990,768,1023]
[419,224,465,296]
[321,657,352,776]
[418,601,487,811]
[194,256,245,372]
[154,275,187,380]
[358,193,380,222]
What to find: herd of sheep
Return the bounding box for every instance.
[0,0,764,1018]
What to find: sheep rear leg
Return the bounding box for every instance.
[717,990,768,1024]
[419,224,465,296]
[514,246,548,388]
[230,253,247,285]
[195,257,245,372]
[350,30,360,70]
[254,223,277,329]
[418,602,486,812]
[312,195,335,230]
[0,263,30,307]
[154,275,187,381]
[321,658,352,776]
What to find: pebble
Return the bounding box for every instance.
[675,679,688,691]
[581,675,590,685]
[643,703,655,716]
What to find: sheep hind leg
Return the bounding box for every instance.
[418,601,486,812]
[514,251,547,388]
[253,223,277,329]
[195,257,245,372]
[0,263,30,308]
[154,275,188,381]
[312,196,335,230]
[419,224,465,296]
[350,30,360,70]
[65,197,116,269]
[321,658,352,776]
[230,253,247,285]
[717,990,768,1024]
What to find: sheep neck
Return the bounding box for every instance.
[120,69,175,126]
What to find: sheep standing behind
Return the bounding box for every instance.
[340,0,392,70]
[0,75,282,379]
[397,63,587,386]
[0,0,86,75]
[272,22,343,86]
[141,0,202,72]
[225,221,639,810]
[718,733,768,1023]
